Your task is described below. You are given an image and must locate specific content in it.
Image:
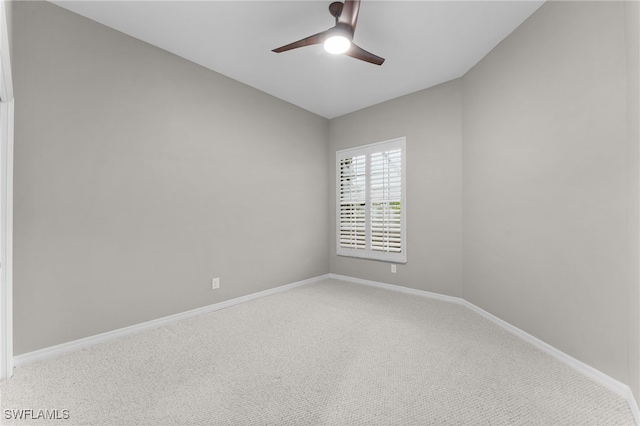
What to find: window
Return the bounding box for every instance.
[337,137,406,263]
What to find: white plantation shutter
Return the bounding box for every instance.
[336,138,406,263]
[339,155,366,250]
[370,149,402,254]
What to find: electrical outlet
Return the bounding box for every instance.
[391,264,397,273]
[212,277,220,290]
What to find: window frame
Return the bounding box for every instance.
[336,137,407,264]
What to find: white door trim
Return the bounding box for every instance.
[0,0,14,381]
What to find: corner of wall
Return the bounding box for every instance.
[625,0,640,405]
[327,80,464,298]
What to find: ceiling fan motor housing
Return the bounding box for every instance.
[329,2,344,20]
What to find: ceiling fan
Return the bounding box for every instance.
[272,0,385,66]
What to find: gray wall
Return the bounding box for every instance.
[12,1,329,355]
[625,0,640,398]
[329,80,463,297]
[462,0,634,387]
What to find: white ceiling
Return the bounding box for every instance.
[51,0,544,119]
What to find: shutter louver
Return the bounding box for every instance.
[339,155,366,250]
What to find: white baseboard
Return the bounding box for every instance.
[12,272,640,425]
[14,274,330,368]
[328,273,463,305]
[328,273,640,425]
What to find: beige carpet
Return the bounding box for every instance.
[0,279,636,425]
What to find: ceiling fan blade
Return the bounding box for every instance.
[338,0,361,33]
[272,30,329,53]
[345,43,385,65]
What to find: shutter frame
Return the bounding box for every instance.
[336,137,406,263]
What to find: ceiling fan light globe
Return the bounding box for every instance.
[324,35,351,54]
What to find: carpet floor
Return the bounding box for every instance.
[0,279,636,425]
